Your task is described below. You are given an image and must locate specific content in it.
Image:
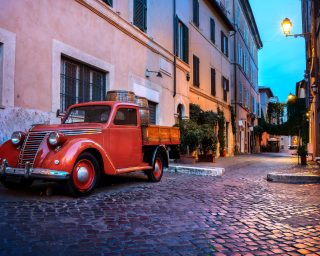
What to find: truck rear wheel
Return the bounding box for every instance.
[66,152,100,197]
[147,154,164,182]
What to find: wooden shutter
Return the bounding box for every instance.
[134,0,147,31]
[193,0,199,27]
[211,68,216,96]
[193,55,200,87]
[221,31,224,54]
[183,24,189,63]
[225,36,229,57]
[210,18,215,44]
[226,79,229,92]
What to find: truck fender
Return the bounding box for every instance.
[0,140,21,167]
[151,145,169,168]
[41,138,116,175]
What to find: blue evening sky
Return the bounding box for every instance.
[249,0,306,102]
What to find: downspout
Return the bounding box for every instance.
[173,0,177,97]
[232,0,238,153]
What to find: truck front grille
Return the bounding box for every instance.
[18,131,48,168]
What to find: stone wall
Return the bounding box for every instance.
[0,107,59,145]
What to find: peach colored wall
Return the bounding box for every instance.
[0,0,192,143]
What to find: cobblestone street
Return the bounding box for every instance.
[0,154,320,256]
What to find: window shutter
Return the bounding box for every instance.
[226,79,229,92]
[193,55,200,87]
[226,36,229,57]
[210,18,215,44]
[193,0,199,27]
[211,68,216,96]
[221,31,224,53]
[148,101,157,124]
[183,24,189,63]
[134,0,147,32]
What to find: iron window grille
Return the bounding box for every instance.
[133,0,147,32]
[60,57,106,112]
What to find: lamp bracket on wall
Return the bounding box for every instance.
[145,69,162,78]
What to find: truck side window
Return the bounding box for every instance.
[114,108,137,126]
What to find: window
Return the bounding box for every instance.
[238,44,243,67]
[239,82,243,104]
[222,76,229,102]
[193,0,199,27]
[0,43,3,106]
[64,105,111,124]
[133,0,147,32]
[148,101,157,124]
[210,18,215,44]
[102,0,112,7]
[211,68,216,96]
[177,19,189,63]
[60,57,106,112]
[114,108,137,126]
[221,31,228,57]
[193,55,200,87]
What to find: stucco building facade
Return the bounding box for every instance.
[301,0,320,159]
[227,0,262,154]
[0,0,191,143]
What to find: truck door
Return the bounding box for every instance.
[108,107,142,169]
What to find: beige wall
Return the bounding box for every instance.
[0,0,190,143]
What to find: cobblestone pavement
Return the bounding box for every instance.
[0,154,320,256]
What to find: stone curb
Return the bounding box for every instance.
[267,173,320,184]
[166,165,225,177]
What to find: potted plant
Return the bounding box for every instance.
[297,145,308,165]
[198,124,218,162]
[179,120,202,163]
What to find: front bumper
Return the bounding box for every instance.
[0,159,69,180]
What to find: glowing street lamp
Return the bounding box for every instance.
[288,92,295,101]
[281,18,292,36]
[281,17,311,38]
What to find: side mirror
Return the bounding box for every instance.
[56,109,65,122]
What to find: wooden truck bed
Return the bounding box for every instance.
[142,125,180,146]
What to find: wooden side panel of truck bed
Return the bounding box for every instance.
[142,126,180,146]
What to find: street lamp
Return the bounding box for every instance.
[287,92,295,101]
[281,17,311,38]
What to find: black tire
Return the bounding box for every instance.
[0,176,33,190]
[147,153,164,182]
[66,152,100,197]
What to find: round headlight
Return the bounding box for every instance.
[48,132,66,147]
[11,131,25,145]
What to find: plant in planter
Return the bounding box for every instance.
[297,145,308,165]
[199,124,218,162]
[179,120,202,163]
[217,108,226,157]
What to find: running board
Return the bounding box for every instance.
[116,165,153,173]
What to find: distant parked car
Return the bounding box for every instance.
[288,145,298,150]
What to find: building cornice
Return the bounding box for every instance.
[207,0,235,31]
[190,86,230,109]
[75,0,190,73]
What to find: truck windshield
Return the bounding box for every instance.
[64,105,111,124]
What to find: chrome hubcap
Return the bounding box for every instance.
[77,167,89,182]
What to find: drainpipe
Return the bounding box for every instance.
[173,0,177,97]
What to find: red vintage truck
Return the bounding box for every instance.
[0,101,180,196]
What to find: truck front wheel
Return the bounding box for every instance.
[147,154,164,182]
[66,152,100,196]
